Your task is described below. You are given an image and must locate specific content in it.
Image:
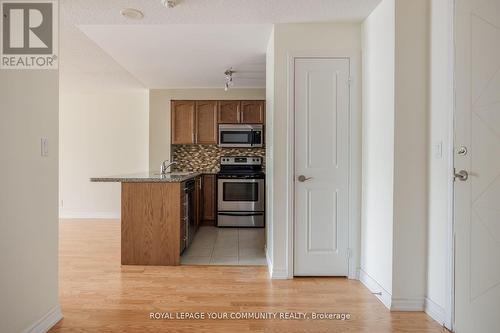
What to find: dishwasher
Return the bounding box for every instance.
[182,179,196,252]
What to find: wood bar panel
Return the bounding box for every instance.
[121,182,181,265]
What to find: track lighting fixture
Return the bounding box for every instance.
[224,68,235,91]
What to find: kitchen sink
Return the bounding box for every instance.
[153,172,193,177]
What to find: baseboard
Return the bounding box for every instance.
[424,297,446,325]
[358,268,392,309]
[23,305,62,333]
[271,268,290,279]
[391,297,425,311]
[348,267,360,280]
[266,248,273,278]
[265,249,289,279]
[59,210,120,219]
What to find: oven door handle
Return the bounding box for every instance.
[218,212,264,217]
[218,178,263,183]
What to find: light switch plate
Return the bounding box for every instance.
[41,137,49,157]
[433,141,443,159]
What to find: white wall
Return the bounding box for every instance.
[425,0,454,326]
[59,91,149,218]
[149,88,266,170]
[267,22,362,278]
[0,71,60,332]
[360,0,396,302]
[391,0,429,308]
[360,0,429,311]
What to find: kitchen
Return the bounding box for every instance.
[92,100,267,266]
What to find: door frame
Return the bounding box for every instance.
[286,51,362,279]
[444,0,455,329]
[427,0,455,328]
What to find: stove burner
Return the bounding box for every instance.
[217,156,264,179]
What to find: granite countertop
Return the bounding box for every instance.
[90,171,202,183]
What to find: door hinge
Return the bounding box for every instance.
[346,248,352,259]
[347,77,353,85]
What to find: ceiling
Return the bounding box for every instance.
[60,0,382,90]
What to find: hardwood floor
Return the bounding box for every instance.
[52,219,448,333]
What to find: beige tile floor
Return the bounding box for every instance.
[181,226,267,266]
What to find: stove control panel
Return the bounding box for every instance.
[220,156,262,165]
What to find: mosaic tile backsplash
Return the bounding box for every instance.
[171,145,266,173]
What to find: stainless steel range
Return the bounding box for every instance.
[217,156,265,227]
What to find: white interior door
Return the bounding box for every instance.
[455,0,500,331]
[294,57,350,276]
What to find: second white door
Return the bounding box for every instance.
[294,57,350,276]
[454,0,500,331]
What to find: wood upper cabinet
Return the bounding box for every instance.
[218,101,241,123]
[172,100,265,145]
[171,101,195,144]
[218,100,265,124]
[201,174,216,224]
[195,101,217,144]
[240,101,265,124]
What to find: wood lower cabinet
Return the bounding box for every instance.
[201,174,216,225]
[121,182,182,266]
[171,101,195,144]
[218,101,241,124]
[241,101,265,124]
[195,101,217,144]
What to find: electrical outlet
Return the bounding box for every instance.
[41,137,49,157]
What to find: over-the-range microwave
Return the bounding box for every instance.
[218,124,263,148]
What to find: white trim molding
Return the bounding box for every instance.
[23,305,62,333]
[425,297,446,326]
[358,269,392,309]
[266,248,289,279]
[266,248,273,278]
[270,268,290,280]
[391,298,425,312]
[59,210,120,219]
[443,0,455,329]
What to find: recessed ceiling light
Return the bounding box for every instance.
[120,8,144,20]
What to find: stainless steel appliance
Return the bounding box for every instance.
[217,156,265,227]
[218,124,263,148]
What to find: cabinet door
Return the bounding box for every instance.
[195,101,217,144]
[240,101,265,124]
[171,101,195,144]
[202,174,216,224]
[218,101,240,124]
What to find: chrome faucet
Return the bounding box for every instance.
[160,160,177,175]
